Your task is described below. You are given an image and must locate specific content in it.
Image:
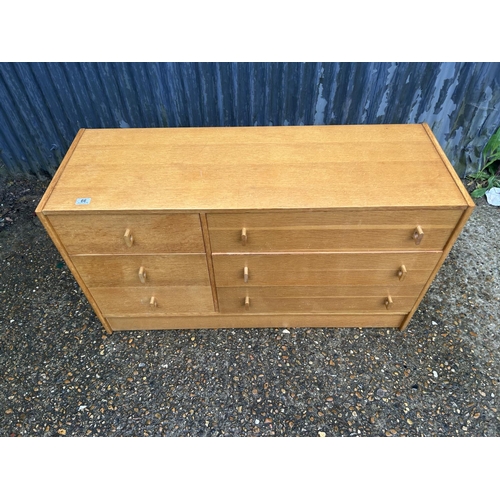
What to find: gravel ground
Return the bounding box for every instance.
[0,175,499,437]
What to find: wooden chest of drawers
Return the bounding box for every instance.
[36,124,474,333]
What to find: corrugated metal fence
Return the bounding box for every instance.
[0,62,499,178]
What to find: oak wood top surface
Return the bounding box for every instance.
[42,124,471,212]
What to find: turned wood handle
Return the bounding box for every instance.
[241,228,247,245]
[138,266,147,284]
[244,296,250,310]
[243,266,249,283]
[124,228,134,247]
[385,295,393,310]
[413,225,424,245]
[398,265,407,281]
[149,296,157,308]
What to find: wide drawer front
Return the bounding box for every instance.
[71,254,210,287]
[213,252,442,287]
[90,286,214,315]
[48,213,205,255]
[208,209,463,252]
[218,286,419,314]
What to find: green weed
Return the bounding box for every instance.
[467,126,500,198]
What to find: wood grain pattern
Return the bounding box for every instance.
[208,209,463,228]
[208,210,462,251]
[90,286,214,315]
[35,211,112,334]
[422,123,476,208]
[218,284,424,298]
[71,254,210,287]
[218,287,418,313]
[400,205,475,329]
[213,252,442,287]
[42,125,470,212]
[48,213,204,255]
[106,313,407,330]
[210,226,456,253]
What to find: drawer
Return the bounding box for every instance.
[48,213,205,255]
[90,286,214,315]
[208,209,463,252]
[218,286,418,314]
[71,254,210,287]
[213,252,442,287]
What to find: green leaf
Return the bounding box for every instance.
[486,165,498,177]
[483,127,500,157]
[468,171,489,180]
[484,162,500,177]
[484,152,500,165]
[471,187,489,198]
[482,127,500,168]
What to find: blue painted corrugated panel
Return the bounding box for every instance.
[0,62,499,177]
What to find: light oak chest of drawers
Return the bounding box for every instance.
[36,124,474,334]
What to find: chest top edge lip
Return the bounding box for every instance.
[40,205,471,216]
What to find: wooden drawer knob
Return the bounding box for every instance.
[398,265,407,281]
[243,266,249,283]
[150,296,157,308]
[241,228,248,245]
[413,225,424,245]
[385,295,393,309]
[138,266,147,284]
[244,296,250,310]
[124,228,134,247]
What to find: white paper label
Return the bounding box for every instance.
[75,198,91,205]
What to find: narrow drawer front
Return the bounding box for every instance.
[90,286,214,315]
[48,213,205,255]
[71,254,210,287]
[213,252,442,287]
[208,210,463,252]
[218,287,417,314]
